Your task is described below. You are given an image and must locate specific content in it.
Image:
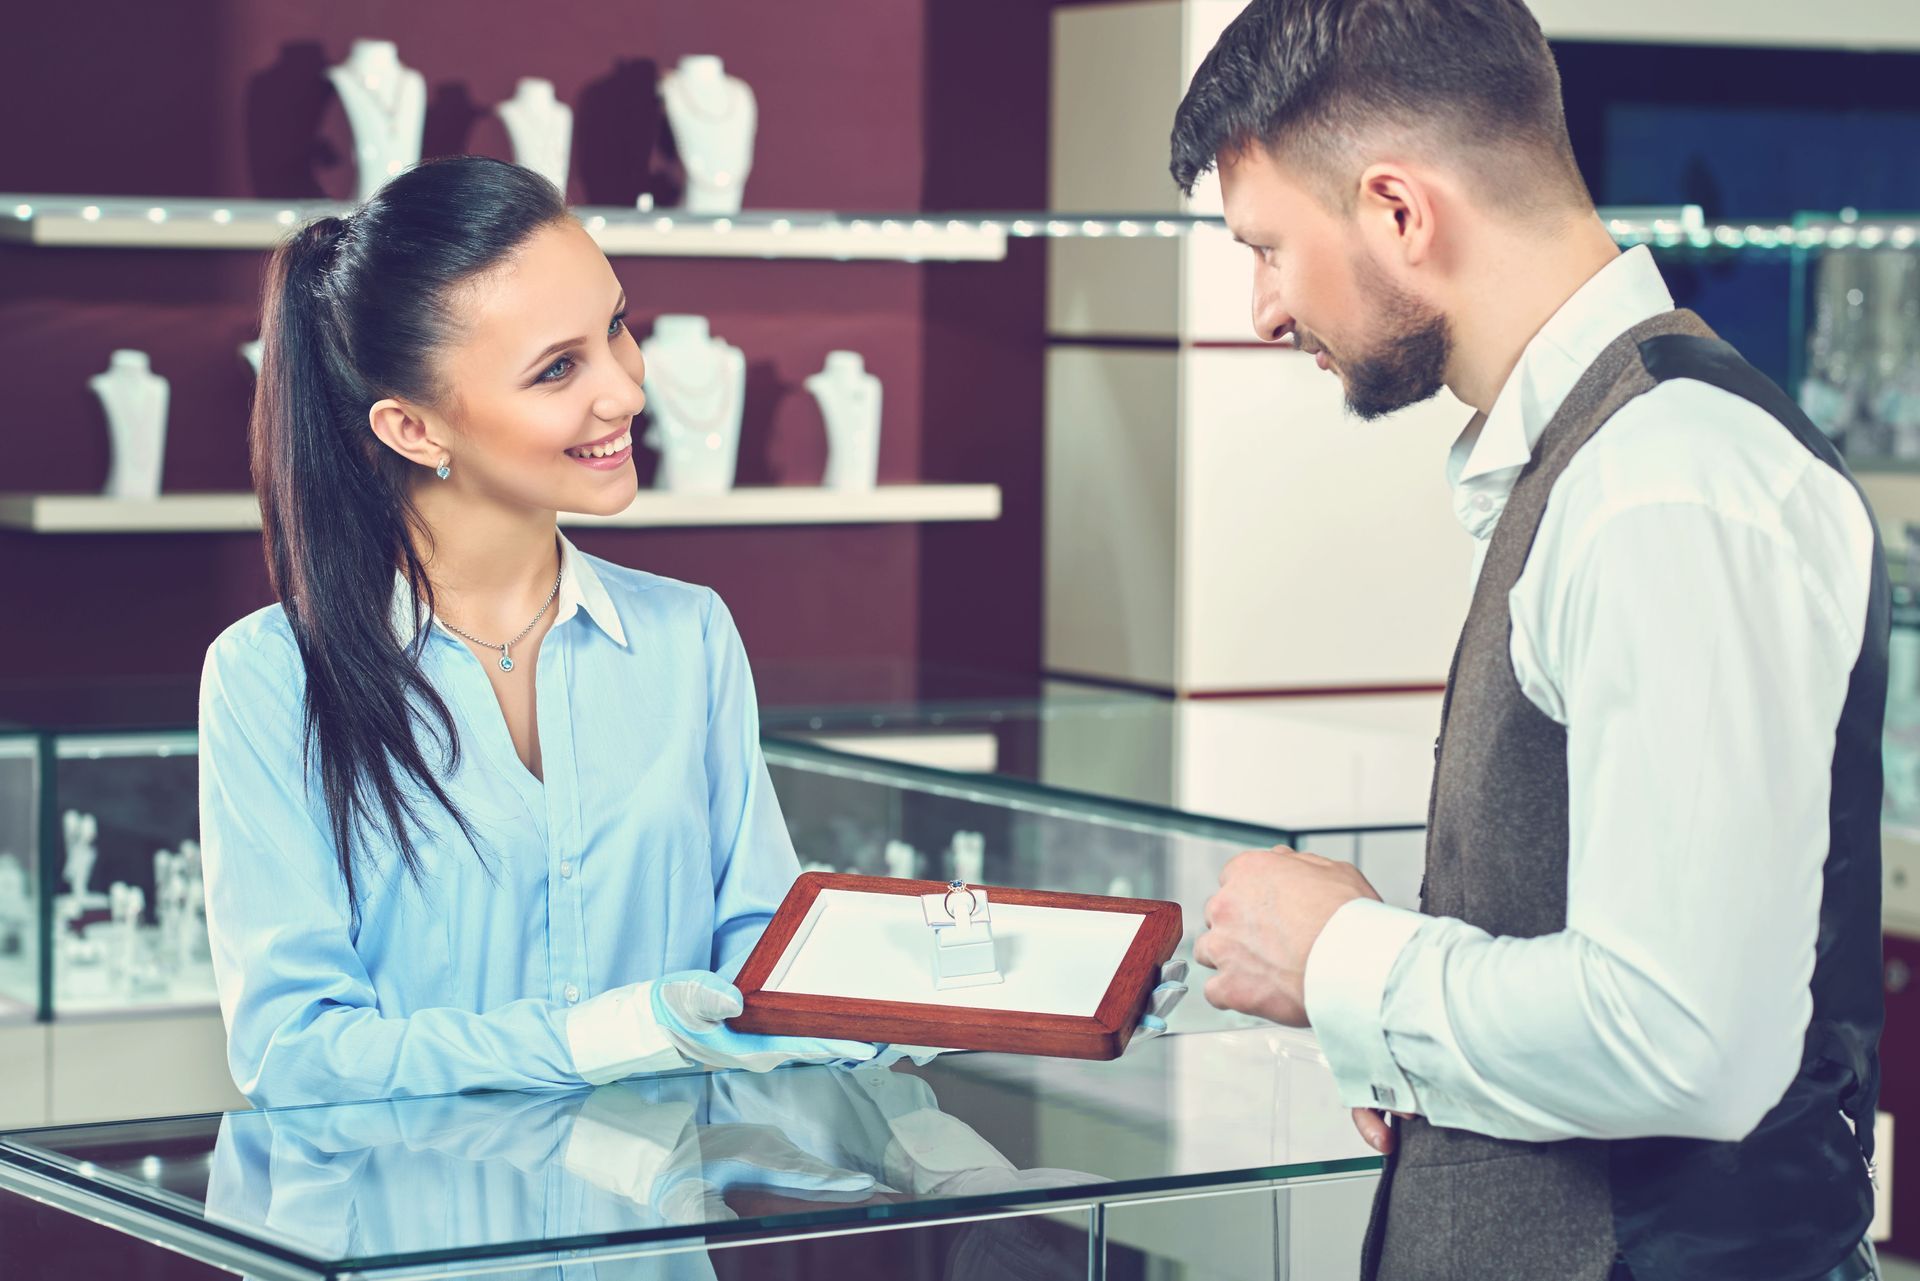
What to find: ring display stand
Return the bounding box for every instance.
[730,872,1182,1059]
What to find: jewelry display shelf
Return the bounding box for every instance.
[0,197,1009,262]
[9,198,1901,257]
[0,486,1002,534]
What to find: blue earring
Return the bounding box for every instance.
[435,459,451,480]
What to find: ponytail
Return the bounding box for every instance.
[249,157,570,915]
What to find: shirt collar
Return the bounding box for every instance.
[1445,246,1674,534]
[389,532,628,652]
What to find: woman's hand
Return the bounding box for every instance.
[650,971,879,1072]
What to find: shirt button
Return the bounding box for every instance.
[559,860,573,879]
[564,984,580,1004]
[1472,495,1493,513]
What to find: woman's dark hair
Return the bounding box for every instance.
[1169,0,1589,213]
[251,155,571,915]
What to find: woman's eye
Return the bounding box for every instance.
[539,314,625,384]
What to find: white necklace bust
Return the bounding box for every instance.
[641,315,747,494]
[327,39,428,201]
[659,55,757,215]
[90,350,169,500]
[497,77,573,197]
[806,351,883,491]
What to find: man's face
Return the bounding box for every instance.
[1219,146,1450,421]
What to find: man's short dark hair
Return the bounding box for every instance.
[1170,0,1590,214]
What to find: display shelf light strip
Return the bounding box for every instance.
[4,198,1918,251]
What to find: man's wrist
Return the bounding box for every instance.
[1304,899,1428,1113]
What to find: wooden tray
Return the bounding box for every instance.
[729,872,1183,1060]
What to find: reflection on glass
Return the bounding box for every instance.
[0,1030,1377,1278]
[1885,542,1920,828]
[1799,235,1920,462]
[0,735,36,1021]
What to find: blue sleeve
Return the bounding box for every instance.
[197,624,595,1108]
[698,592,801,978]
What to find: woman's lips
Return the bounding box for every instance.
[565,429,633,469]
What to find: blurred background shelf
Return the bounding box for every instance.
[0,197,1011,261]
[0,485,1003,534]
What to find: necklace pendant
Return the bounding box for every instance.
[499,649,515,673]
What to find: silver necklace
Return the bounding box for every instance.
[439,562,563,674]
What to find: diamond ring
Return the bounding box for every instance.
[942,878,979,922]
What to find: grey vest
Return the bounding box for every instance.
[1361,309,1885,1281]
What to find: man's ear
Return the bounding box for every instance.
[1355,163,1436,269]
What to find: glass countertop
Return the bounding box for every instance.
[0,1029,1378,1280]
[762,672,1438,838]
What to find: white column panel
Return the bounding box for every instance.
[1050,3,1191,213]
[0,1024,48,1129]
[1172,695,1439,830]
[1178,348,1473,690]
[1525,0,1920,49]
[1045,348,1184,687]
[1047,237,1184,338]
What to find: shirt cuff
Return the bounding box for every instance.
[564,981,692,1086]
[1304,898,1428,1114]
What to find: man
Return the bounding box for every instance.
[1176,3,1886,1279]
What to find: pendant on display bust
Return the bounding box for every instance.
[0,853,26,956]
[498,77,573,197]
[883,840,919,880]
[806,351,883,492]
[240,338,263,377]
[659,55,757,215]
[640,314,747,495]
[61,810,106,908]
[947,831,985,886]
[89,350,169,500]
[327,39,428,202]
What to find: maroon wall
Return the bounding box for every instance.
[0,1,1048,689]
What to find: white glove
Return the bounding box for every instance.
[651,970,881,1073]
[1131,957,1190,1043]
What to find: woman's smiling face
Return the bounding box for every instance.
[415,218,649,517]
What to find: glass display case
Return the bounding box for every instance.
[1884,547,1920,829]
[45,730,212,1017]
[0,727,215,1024]
[0,679,215,1024]
[765,738,1410,1036]
[763,678,1434,914]
[0,670,1434,1023]
[0,730,38,1024]
[1791,213,1920,467]
[0,1026,1382,1280]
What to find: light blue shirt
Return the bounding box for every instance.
[198,536,800,1108]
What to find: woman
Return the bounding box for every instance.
[198,156,878,1108]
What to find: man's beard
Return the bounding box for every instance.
[1313,257,1452,422]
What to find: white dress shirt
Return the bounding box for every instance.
[1304,246,1878,1143]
